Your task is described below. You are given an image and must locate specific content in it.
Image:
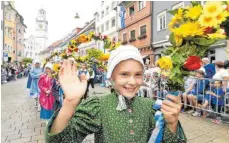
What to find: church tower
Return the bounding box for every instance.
[35,8,48,53]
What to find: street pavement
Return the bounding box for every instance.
[1,78,229,143]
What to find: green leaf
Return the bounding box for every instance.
[168,9,178,16]
[169,33,176,47]
[193,37,216,46]
[104,38,111,49]
[190,1,201,7]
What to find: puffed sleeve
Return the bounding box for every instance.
[45,96,101,143]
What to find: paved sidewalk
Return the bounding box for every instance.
[1,78,229,143]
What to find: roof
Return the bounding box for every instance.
[5,1,27,28]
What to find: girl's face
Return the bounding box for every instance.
[35,63,40,68]
[45,67,52,74]
[111,59,144,99]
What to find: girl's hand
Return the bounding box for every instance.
[59,60,87,103]
[161,94,182,133]
[46,90,51,94]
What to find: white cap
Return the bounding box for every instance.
[107,45,144,78]
[33,59,41,64]
[45,63,53,70]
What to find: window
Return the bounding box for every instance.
[101,11,104,18]
[106,7,109,15]
[123,33,127,41]
[130,30,135,39]
[30,52,32,57]
[18,29,21,33]
[172,2,184,10]
[106,21,109,31]
[138,1,145,11]
[157,11,166,31]
[140,25,146,36]
[129,5,135,16]
[101,1,104,5]
[111,17,115,27]
[112,1,116,10]
[97,27,100,33]
[101,24,104,33]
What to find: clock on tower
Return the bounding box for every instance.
[35,8,48,52]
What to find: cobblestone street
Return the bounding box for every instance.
[1,78,229,143]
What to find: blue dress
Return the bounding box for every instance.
[29,68,43,98]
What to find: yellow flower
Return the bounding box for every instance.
[215,11,227,24]
[185,5,202,20]
[78,34,88,43]
[199,15,218,28]
[203,1,223,17]
[174,8,183,21]
[53,63,61,72]
[60,52,66,58]
[99,53,110,61]
[88,32,94,42]
[156,56,173,71]
[172,22,205,38]
[168,17,178,30]
[174,34,183,47]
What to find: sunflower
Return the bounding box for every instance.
[88,32,94,42]
[172,22,205,38]
[215,11,227,24]
[78,34,88,43]
[53,63,61,73]
[203,1,223,17]
[168,17,178,30]
[199,15,218,28]
[185,5,202,20]
[174,8,183,21]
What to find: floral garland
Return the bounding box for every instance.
[43,32,121,78]
[157,1,229,91]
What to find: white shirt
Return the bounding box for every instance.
[77,69,90,80]
[213,69,229,80]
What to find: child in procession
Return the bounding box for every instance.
[45,45,186,143]
[38,63,55,124]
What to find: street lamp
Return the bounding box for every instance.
[74,12,80,19]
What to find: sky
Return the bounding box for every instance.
[15,0,101,46]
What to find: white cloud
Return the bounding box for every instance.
[15,0,101,46]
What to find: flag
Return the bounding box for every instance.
[119,4,126,29]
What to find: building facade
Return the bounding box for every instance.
[3,1,26,63]
[94,1,120,53]
[118,1,153,64]
[1,1,4,65]
[152,1,228,63]
[35,8,48,55]
[15,15,26,62]
[24,35,38,59]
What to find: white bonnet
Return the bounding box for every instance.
[107,45,144,78]
[33,59,41,64]
[45,63,53,70]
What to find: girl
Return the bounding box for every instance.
[45,45,186,143]
[30,59,43,109]
[38,63,55,124]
